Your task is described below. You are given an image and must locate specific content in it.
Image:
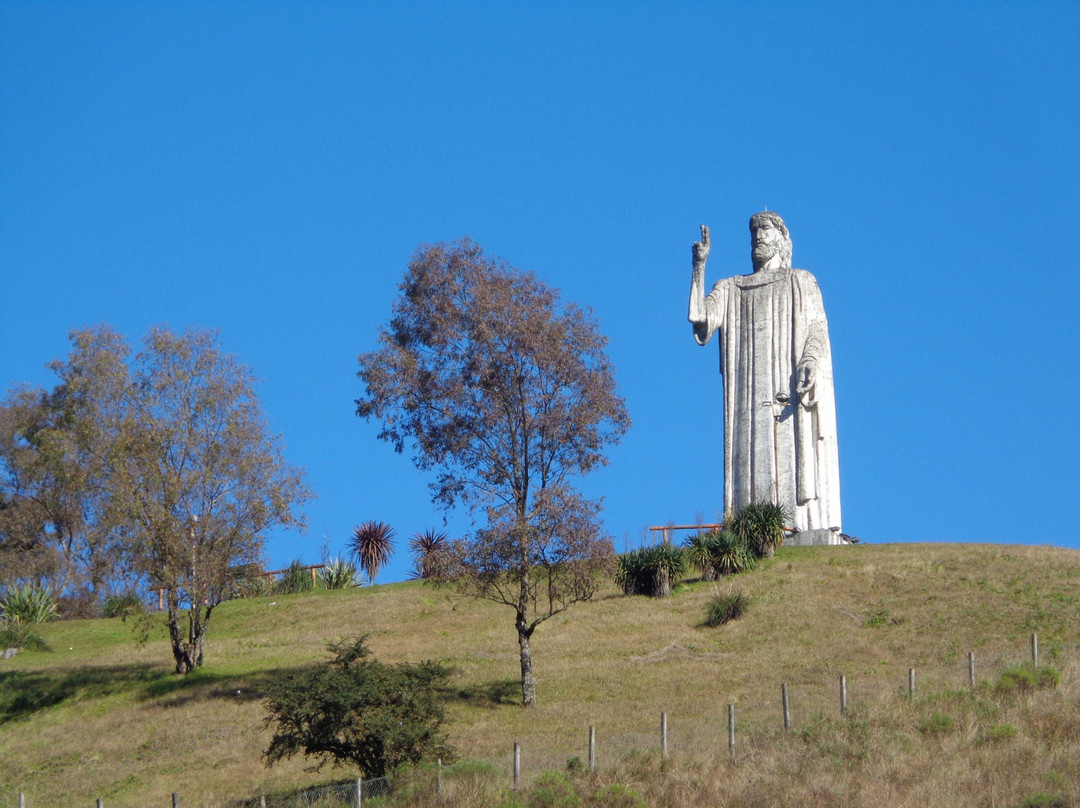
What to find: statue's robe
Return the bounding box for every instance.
[693,267,841,532]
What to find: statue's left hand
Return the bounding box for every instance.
[796,357,817,403]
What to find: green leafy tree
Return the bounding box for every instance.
[356,240,629,706]
[262,635,454,776]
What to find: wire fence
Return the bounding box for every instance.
[230,777,391,807]
[5,633,1073,808]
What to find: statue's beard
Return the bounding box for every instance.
[752,242,779,268]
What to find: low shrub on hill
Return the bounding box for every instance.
[703,589,748,626]
[262,634,454,777]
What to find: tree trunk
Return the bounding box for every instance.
[516,613,536,707]
[165,591,210,674]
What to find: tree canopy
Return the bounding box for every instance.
[0,324,311,672]
[356,240,629,705]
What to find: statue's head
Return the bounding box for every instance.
[749,211,792,270]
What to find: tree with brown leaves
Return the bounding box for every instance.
[6,325,311,673]
[356,239,630,706]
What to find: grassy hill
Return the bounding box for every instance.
[2,542,1079,807]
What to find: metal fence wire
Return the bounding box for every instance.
[229,777,391,808]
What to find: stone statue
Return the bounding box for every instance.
[688,212,841,538]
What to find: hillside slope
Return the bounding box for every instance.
[2,542,1079,807]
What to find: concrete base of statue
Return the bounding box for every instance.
[786,527,846,546]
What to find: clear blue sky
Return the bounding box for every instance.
[2,2,1078,583]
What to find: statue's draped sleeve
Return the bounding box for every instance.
[693,281,728,348]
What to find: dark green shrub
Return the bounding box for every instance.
[615,545,686,597]
[102,593,145,619]
[263,634,454,777]
[725,502,790,558]
[704,590,748,626]
[686,530,757,578]
[0,616,50,651]
[528,771,581,808]
[996,664,1060,695]
[0,583,58,623]
[685,531,720,581]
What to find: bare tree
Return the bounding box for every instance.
[356,239,629,706]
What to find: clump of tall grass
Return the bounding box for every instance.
[703,589,748,627]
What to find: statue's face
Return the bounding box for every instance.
[751,219,784,268]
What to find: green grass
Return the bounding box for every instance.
[2,543,1080,807]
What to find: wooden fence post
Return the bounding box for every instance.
[259,797,267,808]
[18,792,25,808]
[172,792,179,808]
[1031,633,1039,667]
[437,759,442,796]
[728,703,735,759]
[968,651,976,687]
[660,712,668,760]
[513,742,521,790]
[781,684,791,730]
[908,668,915,697]
[97,800,103,808]
[840,675,847,715]
[588,726,596,773]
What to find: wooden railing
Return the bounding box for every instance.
[154,563,327,609]
[647,523,797,545]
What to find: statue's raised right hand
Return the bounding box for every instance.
[692,224,710,266]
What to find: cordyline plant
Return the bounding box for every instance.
[349,520,395,585]
[356,239,630,706]
[408,528,447,580]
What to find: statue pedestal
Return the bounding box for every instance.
[786,528,846,546]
